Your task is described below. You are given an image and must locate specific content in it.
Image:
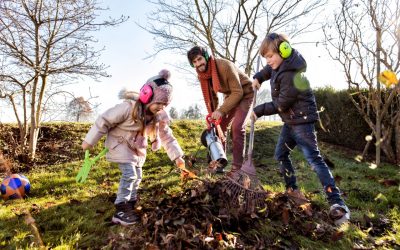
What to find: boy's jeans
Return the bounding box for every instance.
[115,162,143,204]
[274,123,344,205]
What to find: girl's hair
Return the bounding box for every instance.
[132,101,145,133]
[132,101,159,140]
[259,33,290,57]
[131,99,158,137]
[118,88,147,134]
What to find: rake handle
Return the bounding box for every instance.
[247,55,261,158]
[247,89,257,158]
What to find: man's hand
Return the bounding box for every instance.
[211,110,223,120]
[252,78,261,90]
[82,141,93,151]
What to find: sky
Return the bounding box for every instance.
[0,1,347,122]
[67,1,207,118]
[68,1,347,117]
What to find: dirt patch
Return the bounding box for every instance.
[0,123,90,172]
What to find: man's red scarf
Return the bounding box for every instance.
[197,56,221,114]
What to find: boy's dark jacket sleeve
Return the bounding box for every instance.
[254,102,277,117]
[253,65,272,84]
[253,70,303,117]
[252,65,276,117]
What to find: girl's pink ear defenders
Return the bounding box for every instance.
[139,84,153,104]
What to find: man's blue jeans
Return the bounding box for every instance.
[274,123,344,205]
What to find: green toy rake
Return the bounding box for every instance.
[76,148,109,183]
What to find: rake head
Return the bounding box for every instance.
[219,87,269,213]
[222,162,269,214]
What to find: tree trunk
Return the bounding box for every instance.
[28,126,40,160]
[380,127,396,164]
[375,27,382,166]
[395,115,400,166]
[29,73,40,160]
[18,127,28,150]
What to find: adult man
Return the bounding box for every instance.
[187,46,254,174]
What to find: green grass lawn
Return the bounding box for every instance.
[0,120,399,249]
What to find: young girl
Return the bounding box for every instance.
[82,69,185,226]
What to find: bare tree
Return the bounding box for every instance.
[181,104,203,119]
[322,0,400,165]
[0,0,127,160]
[256,88,271,106]
[169,106,179,119]
[67,97,95,122]
[141,0,326,75]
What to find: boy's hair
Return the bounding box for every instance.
[259,33,290,57]
[187,46,206,65]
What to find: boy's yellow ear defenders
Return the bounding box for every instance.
[268,33,292,59]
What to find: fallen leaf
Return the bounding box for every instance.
[173,217,185,226]
[155,217,163,226]
[145,243,160,250]
[365,175,377,181]
[334,175,342,185]
[374,193,388,202]
[378,70,398,88]
[300,203,313,216]
[204,236,214,243]
[215,232,223,241]
[206,223,213,236]
[242,175,251,189]
[379,179,399,187]
[250,212,258,218]
[315,223,325,236]
[286,189,309,205]
[142,213,148,225]
[176,228,187,240]
[369,163,377,169]
[164,234,175,244]
[331,230,344,241]
[282,206,290,225]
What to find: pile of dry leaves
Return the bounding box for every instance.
[106,177,350,249]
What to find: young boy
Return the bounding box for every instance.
[251,33,350,225]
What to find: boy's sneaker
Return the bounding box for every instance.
[112,202,140,226]
[329,204,350,226]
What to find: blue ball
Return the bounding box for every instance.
[1,174,30,200]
